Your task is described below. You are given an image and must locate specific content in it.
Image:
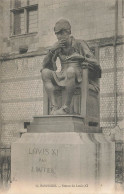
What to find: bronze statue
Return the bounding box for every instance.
[41,19,101,115]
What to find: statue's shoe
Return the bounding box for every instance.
[50,105,59,115]
[52,105,70,115]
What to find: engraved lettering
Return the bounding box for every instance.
[28,148,50,155]
[35,167,55,174]
[28,147,59,157]
[39,158,46,163]
[52,149,58,156]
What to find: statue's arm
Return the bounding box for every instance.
[40,51,57,72]
[80,41,97,64]
[40,41,63,72]
[80,41,101,77]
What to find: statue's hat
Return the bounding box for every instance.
[54,19,71,33]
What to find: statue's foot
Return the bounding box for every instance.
[52,105,70,115]
[50,105,59,115]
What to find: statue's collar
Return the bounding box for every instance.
[70,36,79,52]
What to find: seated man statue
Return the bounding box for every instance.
[41,19,101,115]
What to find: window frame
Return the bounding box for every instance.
[10,2,38,36]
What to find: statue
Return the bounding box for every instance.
[40,19,101,115]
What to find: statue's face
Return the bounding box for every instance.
[55,30,70,43]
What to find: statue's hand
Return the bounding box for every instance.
[87,63,95,70]
[50,40,66,53]
[81,63,97,71]
[66,53,85,62]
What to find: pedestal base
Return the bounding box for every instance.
[11,132,115,194]
[27,115,101,133]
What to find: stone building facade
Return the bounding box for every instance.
[0,0,124,189]
[0,0,124,147]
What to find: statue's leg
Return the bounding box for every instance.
[64,67,76,107]
[53,67,76,115]
[41,69,59,110]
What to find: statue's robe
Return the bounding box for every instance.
[41,36,101,90]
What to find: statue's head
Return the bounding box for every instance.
[54,19,71,42]
[54,19,71,34]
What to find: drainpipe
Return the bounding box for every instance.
[113,0,118,126]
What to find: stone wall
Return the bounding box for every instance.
[1,0,124,54]
[0,56,44,145]
[100,44,124,128]
[118,0,124,36]
[0,0,4,145]
[0,0,3,54]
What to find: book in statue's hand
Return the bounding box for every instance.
[66,53,85,62]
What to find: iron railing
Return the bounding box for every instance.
[0,148,11,190]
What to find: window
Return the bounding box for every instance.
[10,0,38,36]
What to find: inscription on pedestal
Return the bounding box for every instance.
[28,147,59,176]
[11,132,115,193]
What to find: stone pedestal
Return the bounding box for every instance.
[11,117,115,194]
[27,115,101,133]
